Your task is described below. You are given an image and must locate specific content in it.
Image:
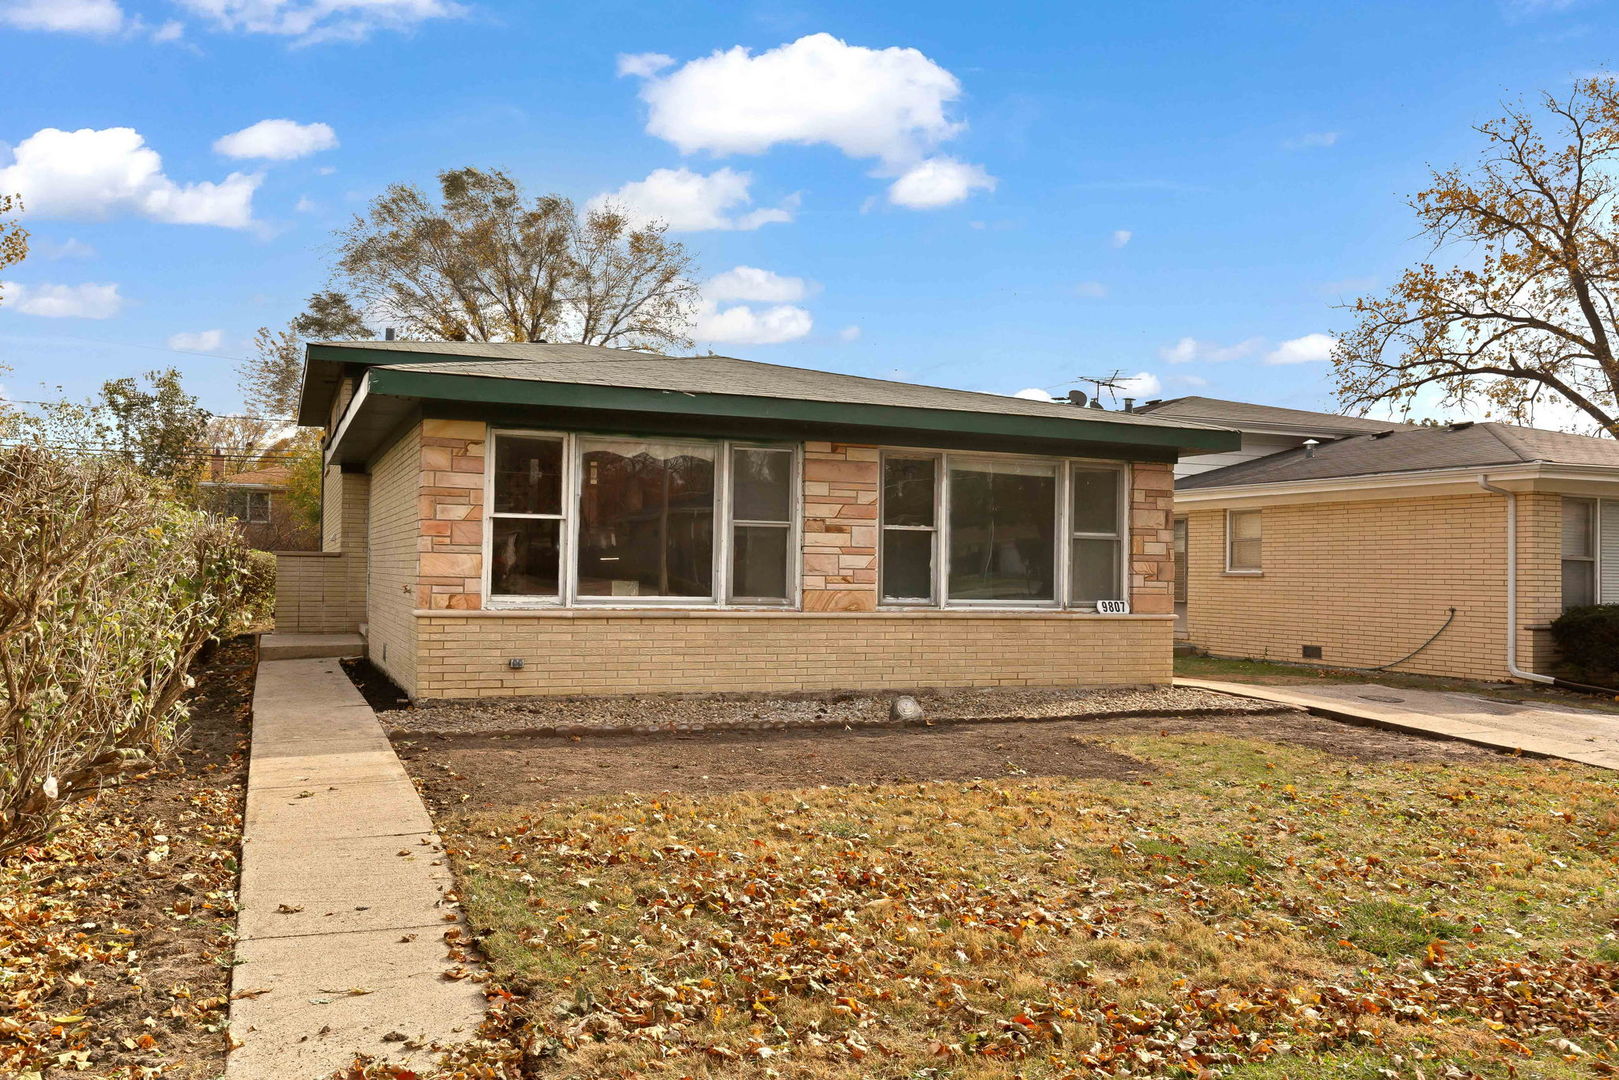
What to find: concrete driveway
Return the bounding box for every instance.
[1179,678,1619,771]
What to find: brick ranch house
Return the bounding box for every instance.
[275,341,1235,700]
[1132,397,1619,681]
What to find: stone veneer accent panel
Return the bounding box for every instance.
[801,442,879,611]
[416,419,487,611]
[415,611,1172,698]
[1128,461,1175,615]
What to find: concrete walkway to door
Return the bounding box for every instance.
[226,658,484,1080]
[1180,677,1619,771]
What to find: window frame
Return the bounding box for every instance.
[226,489,271,524]
[1225,508,1263,574]
[483,428,801,610]
[877,448,1131,612]
[1561,496,1598,611]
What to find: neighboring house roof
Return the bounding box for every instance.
[211,464,292,489]
[1181,421,1619,490]
[1134,395,1419,437]
[301,341,1240,461]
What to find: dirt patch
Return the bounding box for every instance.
[398,705,1501,814]
[0,636,254,1078]
[342,654,411,712]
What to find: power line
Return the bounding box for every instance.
[2,397,296,424]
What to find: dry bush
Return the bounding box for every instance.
[0,447,251,856]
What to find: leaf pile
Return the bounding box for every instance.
[419,733,1619,1078]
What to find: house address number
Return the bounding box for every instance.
[1097,600,1131,614]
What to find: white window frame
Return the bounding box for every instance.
[483,428,801,610]
[1561,496,1598,610]
[877,449,1132,612]
[1225,508,1262,574]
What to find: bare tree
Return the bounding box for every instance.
[332,167,698,349]
[1334,77,1619,434]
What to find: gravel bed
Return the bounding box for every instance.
[382,684,1291,737]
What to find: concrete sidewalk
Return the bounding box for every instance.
[1179,677,1619,771]
[227,658,484,1080]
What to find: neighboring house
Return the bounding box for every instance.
[201,457,317,551]
[278,340,1235,700]
[1137,396,1619,681]
[1135,396,1421,478]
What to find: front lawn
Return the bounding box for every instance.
[430,730,1619,1078]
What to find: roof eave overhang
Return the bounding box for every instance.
[327,367,1238,462]
[1175,461,1619,505]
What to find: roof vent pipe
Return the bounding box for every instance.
[1302,438,1320,458]
[1123,397,1136,412]
[384,327,396,341]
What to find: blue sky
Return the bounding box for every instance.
[0,0,1614,421]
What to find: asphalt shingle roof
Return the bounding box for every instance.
[1135,395,1418,436]
[317,340,1210,432]
[1181,421,1619,489]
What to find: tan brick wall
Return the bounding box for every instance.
[1129,462,1175,614]
[367,427,423,694]
[802,442,879,611]
[417,419,486,610]
[415,611,1172,698]
[273,552,365,632]
[1183,490,1561,681]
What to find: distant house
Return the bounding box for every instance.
[202,453,317,551]
[1134,397,1619,681]
[278,341,1234,700]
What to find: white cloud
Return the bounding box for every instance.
[631,32,992,209]
[152,18,184,41]
[1,281,124,318]
[707,265,815,303]
[616,51,673,78]
[1013,387,1054,401]
[838,325,861,342]
[174,0,462,43]
[168,329,223,352]
[1171,373,1210,388]
[1110,229,1132,248]
[589,167,795,232]
[1283,131,1339,149]
[887,157,995,209]
[0,127,260,228]
[693,301,813,345]
[214,119,337,161]
[1158,336,1263,364]
[1115,371,1161,399]
[0,0,122,33]
[32,237,96,259]
[294,195,318,213]
[1073,281,1108,298]
[1265,332,1336,365]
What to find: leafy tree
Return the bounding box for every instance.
[0,193,25,306]
[332,166,699,349]
[98,368,211,499]
[1334,77,1619,434]
[292,289,373,340]
[282,428,323,532]
[238,292,376,422]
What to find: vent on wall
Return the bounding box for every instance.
[1302,645,1323,660]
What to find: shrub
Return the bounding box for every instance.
[237,549,277,633]
[0,447,251,856]
[1550,604,1619,685]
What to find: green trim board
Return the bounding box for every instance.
[364,367,1235,454]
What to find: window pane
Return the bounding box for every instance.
[578,441,715,598]
[1070,537,1121,604]
[882,529,934,601]
[1562,499,1595,558]
[732,525,789,600]
[1563,559,1596,609]
[883,457,935,527]
[491,518,560,596]
[1231,510,1262,541]
[1070,468,1120,534]
[732,448,791,522]
[1230,538,1262,570]
[947,463,1056,601]
[494,437,563,515]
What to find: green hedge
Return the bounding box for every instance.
[1549,604,1619,685]
[238,549,277,632]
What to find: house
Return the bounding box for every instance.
[1134,396,1619,681]
[276,340,1236,700]
[201,456,317,551]
[1133,396,1420,477]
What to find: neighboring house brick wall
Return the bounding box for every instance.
[1183,491,1560,681]
[414,611,1172,699]
[417,419,486,611]
[368,427,423,694]
[802,442,879,612]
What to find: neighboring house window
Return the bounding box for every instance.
[1226,509,1262,572]
[487,431,797,606]
[1562,497,1597,609]
[879,453,1126,609]
[226,489,271,524]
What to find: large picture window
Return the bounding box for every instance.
[880,453,1127,610]
[487,431,796,606]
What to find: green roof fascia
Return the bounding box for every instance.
[364,367,1238,455]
